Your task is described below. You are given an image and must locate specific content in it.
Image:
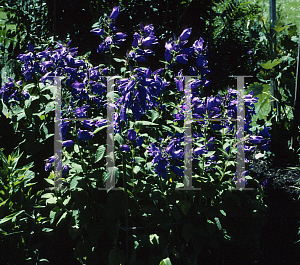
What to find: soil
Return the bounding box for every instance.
[248,154,300,265]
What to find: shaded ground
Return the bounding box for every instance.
[248,155,300,265]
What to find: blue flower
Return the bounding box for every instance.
[259,125,271,138]
[120,144,130,152]
[62,165,70,174]
[61,120,71,141]
[95,119,107,127]
[22,90,30,99]
[91,28,104,35]
[127,129,137,141]
[62,140,74,147]
[102,67,109,75]
[193,38,204,53]
[155,157,169,179]
[194,146,207,155]
[45,163,52,171]
[179,28,192,41]
[175,54,188,64]
[78,129,94,142]
[114,32,128,40]
[136,136,143,146]
[110,7,120,20]
[171,165,184,177]
[249,136,267,145]
[171,149,184,160]
[142,35,158,47]
[47,155,56,163]
[164,49,171,62]
[75,105,90,118]
[28,43,34,52]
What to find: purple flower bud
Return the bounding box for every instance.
[114,32,127,40]
[247,48,253,54]
[194,146,207,155]
[45,163,52,171]
[127,129,137,142]
[249,136,267,145]
[22,90,30,99]
[105,36,113,45]
[102,68,109,75]
[175,54,188,64]
[171,165,184,177]
[97,42,105,54]
[164,50,171,62]
[189,66,198,75]
[28,43,34,52]
[179,28,192,41]
[62,165,69,174]
[47,155,56,163]
[62,140,74,147]
[120,144,130,152]
[136,136,143,147]
[95,119,107,127]
[78,129,94,143]
[91,28,104,35]
[110,7,120,20]
[142,35,157,47]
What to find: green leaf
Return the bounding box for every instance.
[0,199,8,207]
[220,209,226,216]
[134,157,145,164]
[25,98,32,108]
[2,102,8,117]
[170,125,184,133]
[45,101,55,114]
[260,58,281,70]
[45,178,54,186]
[214,217,222,230]
[0,210,25,225]
[274,24,292,33]
[95,145,106,163]
[24,83,36,94]
[159,258,172,265]
[115,133,124,145]
[178,200,190,215]
[149,233,159,244]
[133,165,140,174]
[42,228,53,232]
[149,109,160,122]
[56,211,68,226]
[70,176,83,190]
[113,58,126,63]
[41,193,54,199]
[108,248,126,265]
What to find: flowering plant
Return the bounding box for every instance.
[0,6,271,264]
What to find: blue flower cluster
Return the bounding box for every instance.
[0,6,272,188]
[0,78,28,106]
